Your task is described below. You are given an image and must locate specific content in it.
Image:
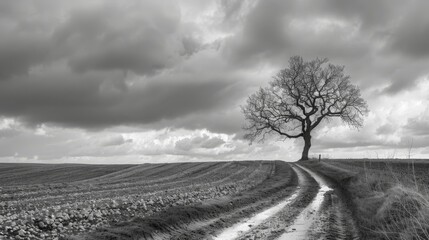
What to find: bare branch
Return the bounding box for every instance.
[242,56,369,159]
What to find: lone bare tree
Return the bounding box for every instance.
[242,56,369,160]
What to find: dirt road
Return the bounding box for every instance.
[72,162,359,240]
[207,164,359,240]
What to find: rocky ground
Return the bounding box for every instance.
[0,161,273,240]
[70,160,298,240]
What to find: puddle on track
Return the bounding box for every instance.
[277,165,333,240]
[211,166,305,240]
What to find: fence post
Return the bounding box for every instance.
[319,154,321,162]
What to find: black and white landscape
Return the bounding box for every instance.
[0,1,428,239]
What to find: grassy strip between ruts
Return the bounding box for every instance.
[300,160,429,240]
[65,161,297,240]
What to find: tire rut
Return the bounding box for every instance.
[233,165,319,240]
[208,163,360,240]
[277,164,359,240]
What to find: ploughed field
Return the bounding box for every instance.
[0,161,276,239]
[0,160,360,240]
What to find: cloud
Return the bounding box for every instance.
[175,134,226,151]
[385,1,429,58]
[221,0,429,95]
[0,0,429,162]
[2,0,427,131]
[403,110,429,137]
[101,135,132,147]
[0,69,241,130]
[376,123,397,135]
[0,0,250,134]
[0,129,20,139]
[0,36,49,79]
[0,118,23,139]
[311,91,429,153]
[54,1,183,75]
[0,1,190,78]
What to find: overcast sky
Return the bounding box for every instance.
[1,0,429,164]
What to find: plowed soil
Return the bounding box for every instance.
[0,161,360,240]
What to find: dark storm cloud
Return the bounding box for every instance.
[0,0,241,131]
[224,0,374,66]
[53,2,182,75]
[0,70,240,129]
[386,4,429,58]
[0,0,54,79]
[0,36,49,79]
[223,0,429,93]
[0,0,429,138]
[224,0,292,67]
[0,1,186,79]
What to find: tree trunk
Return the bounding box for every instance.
[300,133,311,160]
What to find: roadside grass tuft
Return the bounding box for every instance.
[300,160,429,240]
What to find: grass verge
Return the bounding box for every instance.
[300,160,429,240]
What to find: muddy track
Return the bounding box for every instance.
[67,162,359,240]
[275,165,359,240]
[149,163,359,240]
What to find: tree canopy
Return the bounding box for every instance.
[242,56,369,160]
